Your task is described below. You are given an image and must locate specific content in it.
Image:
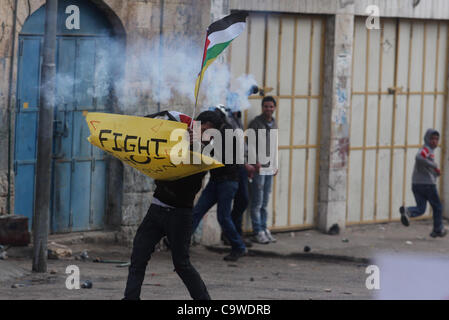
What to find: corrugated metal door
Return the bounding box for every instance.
[229,13,326,232]
[347,18,448,225]
[52,36,110,232]
[14,0,112,232]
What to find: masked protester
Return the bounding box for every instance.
[123,110,222,300]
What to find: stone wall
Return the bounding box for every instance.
[0,0,211,243]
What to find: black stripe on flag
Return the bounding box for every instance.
[207,11,249,36]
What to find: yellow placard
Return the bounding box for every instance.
[85,112,223,181]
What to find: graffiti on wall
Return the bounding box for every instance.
[331,52,351,170]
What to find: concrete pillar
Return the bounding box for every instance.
[317,2,354,233]
[197,0,231,246]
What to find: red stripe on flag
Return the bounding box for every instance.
[201,38,211,71]
[179,114,193,127]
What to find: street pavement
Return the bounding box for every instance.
[0,219,447,300]
[213,218,449,263]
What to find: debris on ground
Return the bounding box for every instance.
[47,242,72,260]
[406,241,413,245]
[93,257,128,264]
[250,277,254,282]
[11,284,25,289]
[0,251,7,260]
[290,232,295,238]
[328,224,340,235]
[143,283,162,287]
[80,250,89,261]
[304,246,311,253]
[81,280,93,289]
[116,262,131,268]
[342,238,349,243]
[324,288,332,293]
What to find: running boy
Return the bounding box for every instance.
[400,129,447,238]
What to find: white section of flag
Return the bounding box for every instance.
[207,22,246,50]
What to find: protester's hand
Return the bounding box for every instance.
[274,169,279,176]
[435,168,441,176]
[245,164,256,179]
[255,162,261,173]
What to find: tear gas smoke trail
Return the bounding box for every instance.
[54,36,258,113]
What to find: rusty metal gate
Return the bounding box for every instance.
[229,13,326,232]
[346,18,449,225]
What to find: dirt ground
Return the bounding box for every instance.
[0,243,373,300]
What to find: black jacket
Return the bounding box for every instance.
[153,172,207,208]
[209,122,240,182]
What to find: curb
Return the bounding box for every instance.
[204,245,371,265]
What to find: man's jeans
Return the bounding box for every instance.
[192,180,246,252]
[250,173,273,234]
[231,166,250,235]
[408,184,443,232]
[124,204,210,300]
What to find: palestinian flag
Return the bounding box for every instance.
[194,12,248,100]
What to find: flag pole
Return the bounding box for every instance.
[192,73,204,127]
[192,31,209,128]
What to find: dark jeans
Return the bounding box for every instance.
[407,184,444,233]
[231,166,250,235]
[124,204,210,300]
[192,180,246,252]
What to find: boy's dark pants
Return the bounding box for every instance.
[124,204,210,300]
[408,184,444,232]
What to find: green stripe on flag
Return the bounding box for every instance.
[203,40,233,68]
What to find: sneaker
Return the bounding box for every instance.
[399,206,410,227]
[264,229,277,243]
[251,231,270,244]
[223,249,247,262]
[430,229,447,238]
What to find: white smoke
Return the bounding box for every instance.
[53,36,258,115]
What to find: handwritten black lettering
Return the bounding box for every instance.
[113,133,123,151]
[138,137,150,156]
[99,130,112,148]
[124,135,138,153]
[151,138,168,157]
[129,155,151,165]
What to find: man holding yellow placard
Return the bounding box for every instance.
[121,110,223,300]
